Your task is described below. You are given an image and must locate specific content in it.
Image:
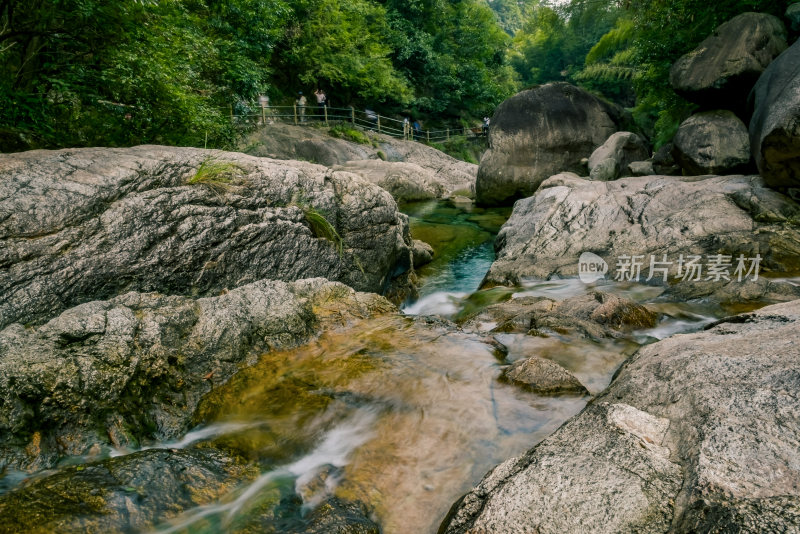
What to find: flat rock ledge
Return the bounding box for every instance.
[440,298,800,534]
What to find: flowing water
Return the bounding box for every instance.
[140,200,734,533]
[1,200,743,533]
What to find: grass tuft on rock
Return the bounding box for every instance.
[188,158,244,193]
[302,206,344,257]
[328,124,371,145]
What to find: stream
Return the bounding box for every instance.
[0,200,737,533]
[138,200,731,533]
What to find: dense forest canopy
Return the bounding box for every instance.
[0,0,793,151]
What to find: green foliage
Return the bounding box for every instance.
[506,0,625,99]
[275,0,412,105]
[0,0,291,149]
[482,0,540,34]
[328,124,372,145]
[623,0,788,143]
[0,0,521,149]
[430,137,482,164]
[584,19,635,66]
[382,0,517,117]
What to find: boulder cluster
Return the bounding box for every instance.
[476,11,800,302]
[478,11,799,204]
[440,10,800,534]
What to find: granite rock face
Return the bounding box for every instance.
[460,291,656,341]
[672,110,752,175]
[502,356,589,396]
[333,160,446,202]
[476,83,629,205]
[242,124,477,197]
[441,299,800,533]
[0,448,258,534]
[669,12,787,111]
[484,173,800,301]
[588,132,650,182]
[749,37,800,191]
[0,146,414,328]
[0,278,394,470]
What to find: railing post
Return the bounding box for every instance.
[426,130,430,143]
[294,104,298,125]
[447,128,450,141]
[377,116,381,133]
[261,104,266,124]
[351,107,355,125]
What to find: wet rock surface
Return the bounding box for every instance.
[502,356,588,396]
[461,291,657,340]
[0,448,258,534]
[411,239,435,268]
[287,497,380,534]
[0,278,394,471]
[669,12,787,111]
[484,173,800,301]
[440,299,800,534]
[476,82,630,205]
[0,146,414,328]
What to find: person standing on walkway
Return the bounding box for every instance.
[297,91,307,123]
[314,89,327,120]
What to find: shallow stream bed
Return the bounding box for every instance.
[0,200,748,534]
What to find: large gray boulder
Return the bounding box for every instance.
[669,12,787,110]
[672,110,752,175]
[333,160,445,202]
[484,173,800,302]
[588,131,650,181]
[749,37,800,190]
[0,278,394,470]
[0,146,414,328]
[476,83,628,205]
[440,299,800,533]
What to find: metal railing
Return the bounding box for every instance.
[230,104,487,143]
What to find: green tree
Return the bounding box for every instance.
[273,0,411,105]
[381,0,516,118]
